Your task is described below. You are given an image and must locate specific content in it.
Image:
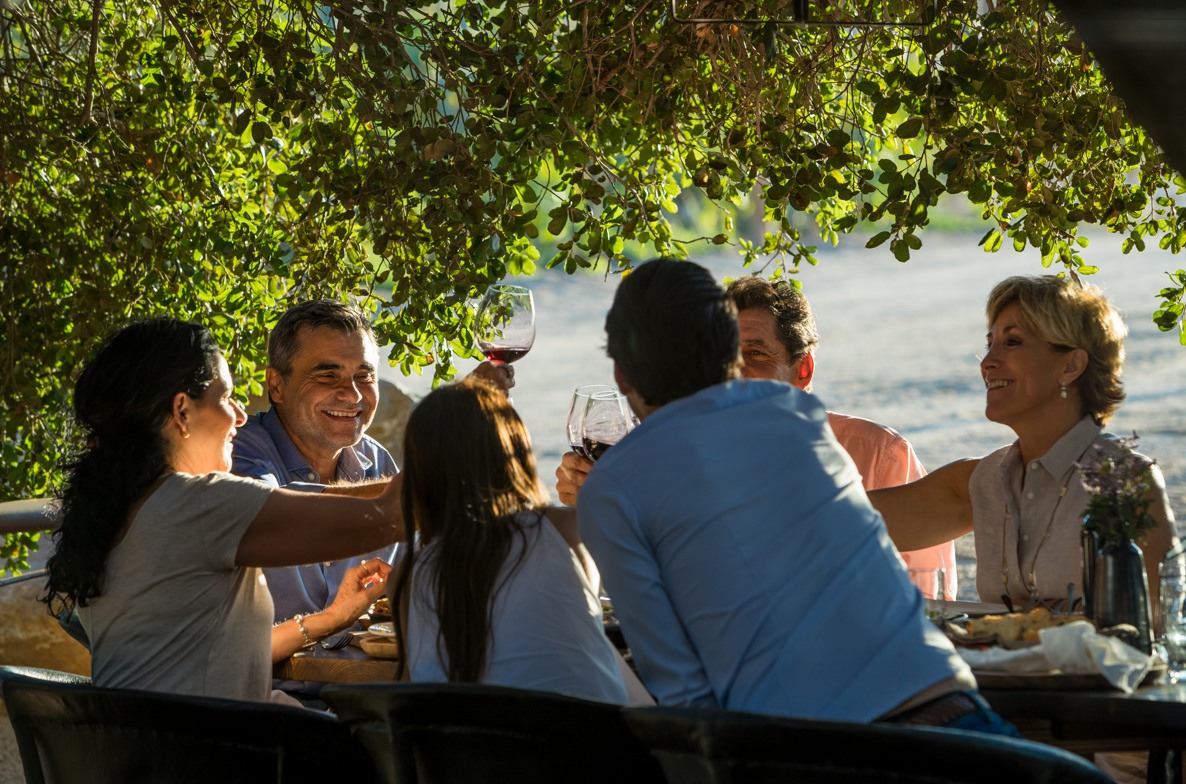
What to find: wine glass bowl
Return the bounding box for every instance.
[567,385,617,457]
[581,391,635,462]
[475,284,535,364]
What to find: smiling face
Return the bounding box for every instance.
[267,326,380,467]
[175,355,247,474]
[737,308,806,387]
[980,301,1076,428]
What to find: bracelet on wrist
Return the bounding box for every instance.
[293,614,315,648]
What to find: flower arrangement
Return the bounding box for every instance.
[1076,436,1157,545]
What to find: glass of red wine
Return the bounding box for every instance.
[567,385,616,458]
[582,391,636,462]
[475,284,535,364]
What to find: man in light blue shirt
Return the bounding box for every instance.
[577,259,1012,732]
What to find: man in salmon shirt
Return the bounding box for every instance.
[554,275,958,600]
[725,275,957,599]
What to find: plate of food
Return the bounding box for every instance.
[360,636,401,660]
[926,600,1010,618]
[972,664,1165,691]
[367,597,393,625]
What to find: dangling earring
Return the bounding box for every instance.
[1060,381,1067,399]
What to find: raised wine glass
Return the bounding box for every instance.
[582,391,636,462]
[566,385,616,458]
[475,284,535,364]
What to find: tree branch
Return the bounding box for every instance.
[79,0,101,125]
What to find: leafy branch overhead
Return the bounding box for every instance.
[1,0,1184,563]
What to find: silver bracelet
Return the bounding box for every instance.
[293,614,315,648]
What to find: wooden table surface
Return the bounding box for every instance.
[273,636,400,684]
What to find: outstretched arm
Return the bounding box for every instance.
[236,475,403,567]
[867,459,979,552]
[1141,464,1179,628]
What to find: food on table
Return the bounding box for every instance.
[965,607,1093,642]
[372,597,390,615]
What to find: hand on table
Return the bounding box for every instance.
[556,452,594,507]
[469,360,515,393]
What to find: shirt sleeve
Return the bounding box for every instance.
[193,472,274,572]
[577,471,717,708]
[878,432,926,487]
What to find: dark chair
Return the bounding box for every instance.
[622,706,1112,784]
[321,682,665,784]
[0,666,374,784]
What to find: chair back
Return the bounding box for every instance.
[322,682,665,784]
[0,666,371,784]
[622,706,1112,784]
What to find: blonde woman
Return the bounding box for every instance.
[871,276,1177,609]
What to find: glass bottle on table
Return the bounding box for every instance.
[581,391,635,462]
[1160,542,1186,680]
[566,385,616,458]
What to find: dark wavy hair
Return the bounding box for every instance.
[41,318,222,615]
[391,377,548,683]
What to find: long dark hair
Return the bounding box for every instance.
[392,376,548,682]
[41,318,222,615]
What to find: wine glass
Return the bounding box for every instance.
[475,284,535,364]
[582,391,636,462]
[566,385,617,458]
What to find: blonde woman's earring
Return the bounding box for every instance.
[1060,381,1067,399]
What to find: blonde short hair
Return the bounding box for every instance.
[986,276,1127,426]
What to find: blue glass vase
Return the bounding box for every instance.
[1092,538,1153,655]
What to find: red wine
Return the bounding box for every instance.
[570,443,589,459]
[480,344,530,363]
[583,437,618,461]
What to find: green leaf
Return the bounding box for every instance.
[251,121,273,145]
[895,118,924,139]
[866,231,891,248]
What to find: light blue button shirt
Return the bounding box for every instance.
[231,407,400,622]
[577,379,969,722]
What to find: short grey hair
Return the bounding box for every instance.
[268,300,375,379]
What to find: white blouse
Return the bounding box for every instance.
[970,415,1133,602]
[407,511,629,704]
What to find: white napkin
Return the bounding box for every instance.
[1038,621,1151,693]
[955,621,1152,693]
[957,645,1051,672]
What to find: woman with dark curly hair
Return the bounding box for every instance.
[871,276,1177,610]
[42,318,402,704]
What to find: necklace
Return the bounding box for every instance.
[1000,466,1075,597]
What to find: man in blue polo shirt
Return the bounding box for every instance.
[232,300,511,678]
[576,259,1016,734]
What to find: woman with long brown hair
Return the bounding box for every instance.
[391,377,629,703]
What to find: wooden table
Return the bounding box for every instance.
[273,636,400,684]
[982,681,1186,784]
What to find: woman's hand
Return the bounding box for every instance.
[324,559,394,631]
[270,558,394,662]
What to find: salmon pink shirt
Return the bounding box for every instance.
[828,412,958,600]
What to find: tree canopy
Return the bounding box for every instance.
[3,0,1185,568]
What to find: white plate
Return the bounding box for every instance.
[926,600,1010,617]
[367,622,396,637]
